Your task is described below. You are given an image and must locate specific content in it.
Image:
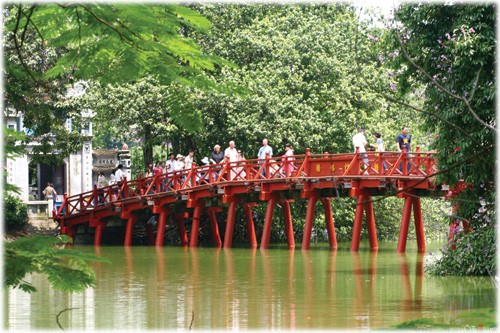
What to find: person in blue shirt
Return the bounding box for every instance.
[396,126,412,173]
[396,126,411,152]
[257,139,273,177]
[257,138,273,159]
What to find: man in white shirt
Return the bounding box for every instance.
[165,153,175,172]
[224,141,238,180]
[352,128,369,169]
[115,164,124,182]
[224,141,238,163]
[184,149,195,169]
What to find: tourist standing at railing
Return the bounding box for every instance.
[174,154,185,171]
[225,141,238,180]
[184,149,195,169]
[352,127,369,168]
[258,138,273,177]
[235,149,246,179]
[396,126,411,152]
[109,168,117,185]
[209,144,224,179]
[114,164,125,199]
[153,162,163,176]
[146,163,154,177]
[371,132,387,172]
[115,164,124,182]
[210,144,224,164]
[396,126,412,173]
[282,143,295,176]
[166,153,175,172]
[97,172,107,204]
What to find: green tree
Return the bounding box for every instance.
[385,3,495,275]
[188,4,428,158]
[3,4,229,161]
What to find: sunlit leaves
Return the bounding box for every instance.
[4,235,109,293]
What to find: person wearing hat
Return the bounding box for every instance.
[174,154,184,171]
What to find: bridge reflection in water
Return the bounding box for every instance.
[6,245,496,330]
[55,148,453,253]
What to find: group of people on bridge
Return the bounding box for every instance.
[140,138,296,179]
[94,126,413,188]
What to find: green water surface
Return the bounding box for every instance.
[3,241,496,329]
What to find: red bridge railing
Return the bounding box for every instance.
[54,147,437,219]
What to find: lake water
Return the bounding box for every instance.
[3,241,496,330]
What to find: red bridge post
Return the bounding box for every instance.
[190,206,203,247]
[176,212,189,247]
[243,203,258,248]
[397,196,413,253]
[364,196,378,251]
[154,207,171,247]
[280,200,295,249]
[207,207,222,248]
[412,197,425,253]
[397,194,426,253]
[123,212,136,246]
[351,194,365,252]
[224,201,238,248]
[260,196,278,250]
[320,198,337,250]
[301,192,319,250]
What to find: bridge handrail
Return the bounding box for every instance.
[54,149,438,218]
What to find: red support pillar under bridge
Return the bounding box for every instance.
[54,147,448,252]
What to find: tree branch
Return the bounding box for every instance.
[19,5,35,48]
[75,6,82,61]
[381,93,481,145]
[13,5,41,85]
[20,5,45,45]
[395,29,496,132]
[56,307,79,330]
[78,4,136,47]
[467,66,482,102]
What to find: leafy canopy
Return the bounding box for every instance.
[4,235,109,293]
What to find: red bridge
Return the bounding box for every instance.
[54,147,448,253]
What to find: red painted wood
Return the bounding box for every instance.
[412,197,426,253]
[243,203,258,248]
[281,200,295,249]
[397,196,413,253]
[207,208,222,248]
[260,197,277,250]
[189,206,202,247]
[364,195,378,251]
[301,193,318,250]
[320,198,337,250]
[223,202,237,248]
[350,194,365,252]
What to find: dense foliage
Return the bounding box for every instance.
[4,235,107,293]
[387,3,495,275]
[5,194,28,229]
[427,223,496,276]
[188,4,424,157]
[3,4,226,162]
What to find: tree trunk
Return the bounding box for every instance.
[143,124,153,169]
